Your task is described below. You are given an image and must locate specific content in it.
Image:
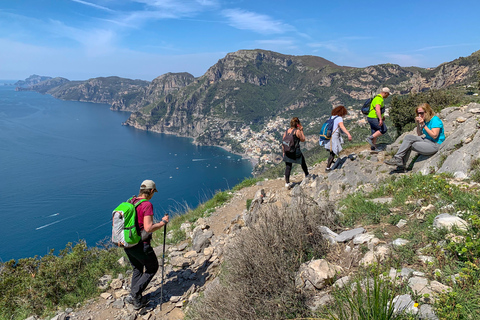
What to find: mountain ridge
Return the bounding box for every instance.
[16,49,479,155]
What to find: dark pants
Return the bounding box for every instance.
[124,242,159,299]
[326,151,336,168]
[367,117,388,135]
[285,156,309,183]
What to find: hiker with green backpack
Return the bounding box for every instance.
[121,180,169,310]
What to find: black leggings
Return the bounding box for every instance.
[285,156,309,183]
[326,151,336,168]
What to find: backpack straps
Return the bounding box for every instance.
[128,196,147,207]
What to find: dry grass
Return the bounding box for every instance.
[187,195,337,320]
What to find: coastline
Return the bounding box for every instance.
[122,120,259,172]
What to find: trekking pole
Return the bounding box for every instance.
[160,214,168,311]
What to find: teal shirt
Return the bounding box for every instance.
[367,95,384,118]
[424,115,445,144]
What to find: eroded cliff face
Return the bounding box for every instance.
[123,49,479,149]
[111,72,195,111]
[16,49,479,151]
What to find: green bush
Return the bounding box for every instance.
[0,241,127,320]
[390,89,462,136]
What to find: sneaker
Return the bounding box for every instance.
[384,157,403,167]
[285,182,293,189]
[365,136,375,148]
[325,167,332,172]
[125,294,147,310]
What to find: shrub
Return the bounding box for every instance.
[390,89,462,136]
[186,196,336,319]
[0,241,127,319]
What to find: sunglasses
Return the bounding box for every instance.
[417,111,425,115]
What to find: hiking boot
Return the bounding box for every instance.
[125,294,147,310]
[384,157,403,167]
[365,136,375,148]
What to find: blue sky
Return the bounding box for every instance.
[1,0,479,81]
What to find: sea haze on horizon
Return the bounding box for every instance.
[0,82,252,261]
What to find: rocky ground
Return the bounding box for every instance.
[33,103,480,320]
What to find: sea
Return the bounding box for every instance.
[0,81,253,262]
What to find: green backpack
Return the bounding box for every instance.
[111,197,146,247]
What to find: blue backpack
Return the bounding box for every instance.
[319,116,339,143]
[361,98,373,115]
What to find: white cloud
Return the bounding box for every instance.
[47,20,117,56]
[413,43,479,52]
[71,0,115,13]
[222,9,293,35]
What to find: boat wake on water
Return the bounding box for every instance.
[36,216,72,230]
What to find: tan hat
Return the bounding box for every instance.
[140,179,158,192]
[381,87,392,95]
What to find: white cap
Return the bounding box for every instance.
[140,180,158,192]
[381,87,392,95]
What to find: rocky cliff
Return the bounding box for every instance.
[124,49,479,148]
[16,49,480,151]
[14,74,52,88]
[17,76,150,105]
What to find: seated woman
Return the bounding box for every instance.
[384,103,445,169]
[324,105,352,171]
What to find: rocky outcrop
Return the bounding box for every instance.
[47,77,150,105]
[16,77,70,93]
[387,102,480,178]
[111,72,195,111]
[14,74,53,88]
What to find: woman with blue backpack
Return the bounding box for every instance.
[282,117,310,189]
[324,106,352,171]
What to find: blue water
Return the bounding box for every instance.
[0,82,252,261]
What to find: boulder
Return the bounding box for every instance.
[433,213,468,231]
[295,259,342,290]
